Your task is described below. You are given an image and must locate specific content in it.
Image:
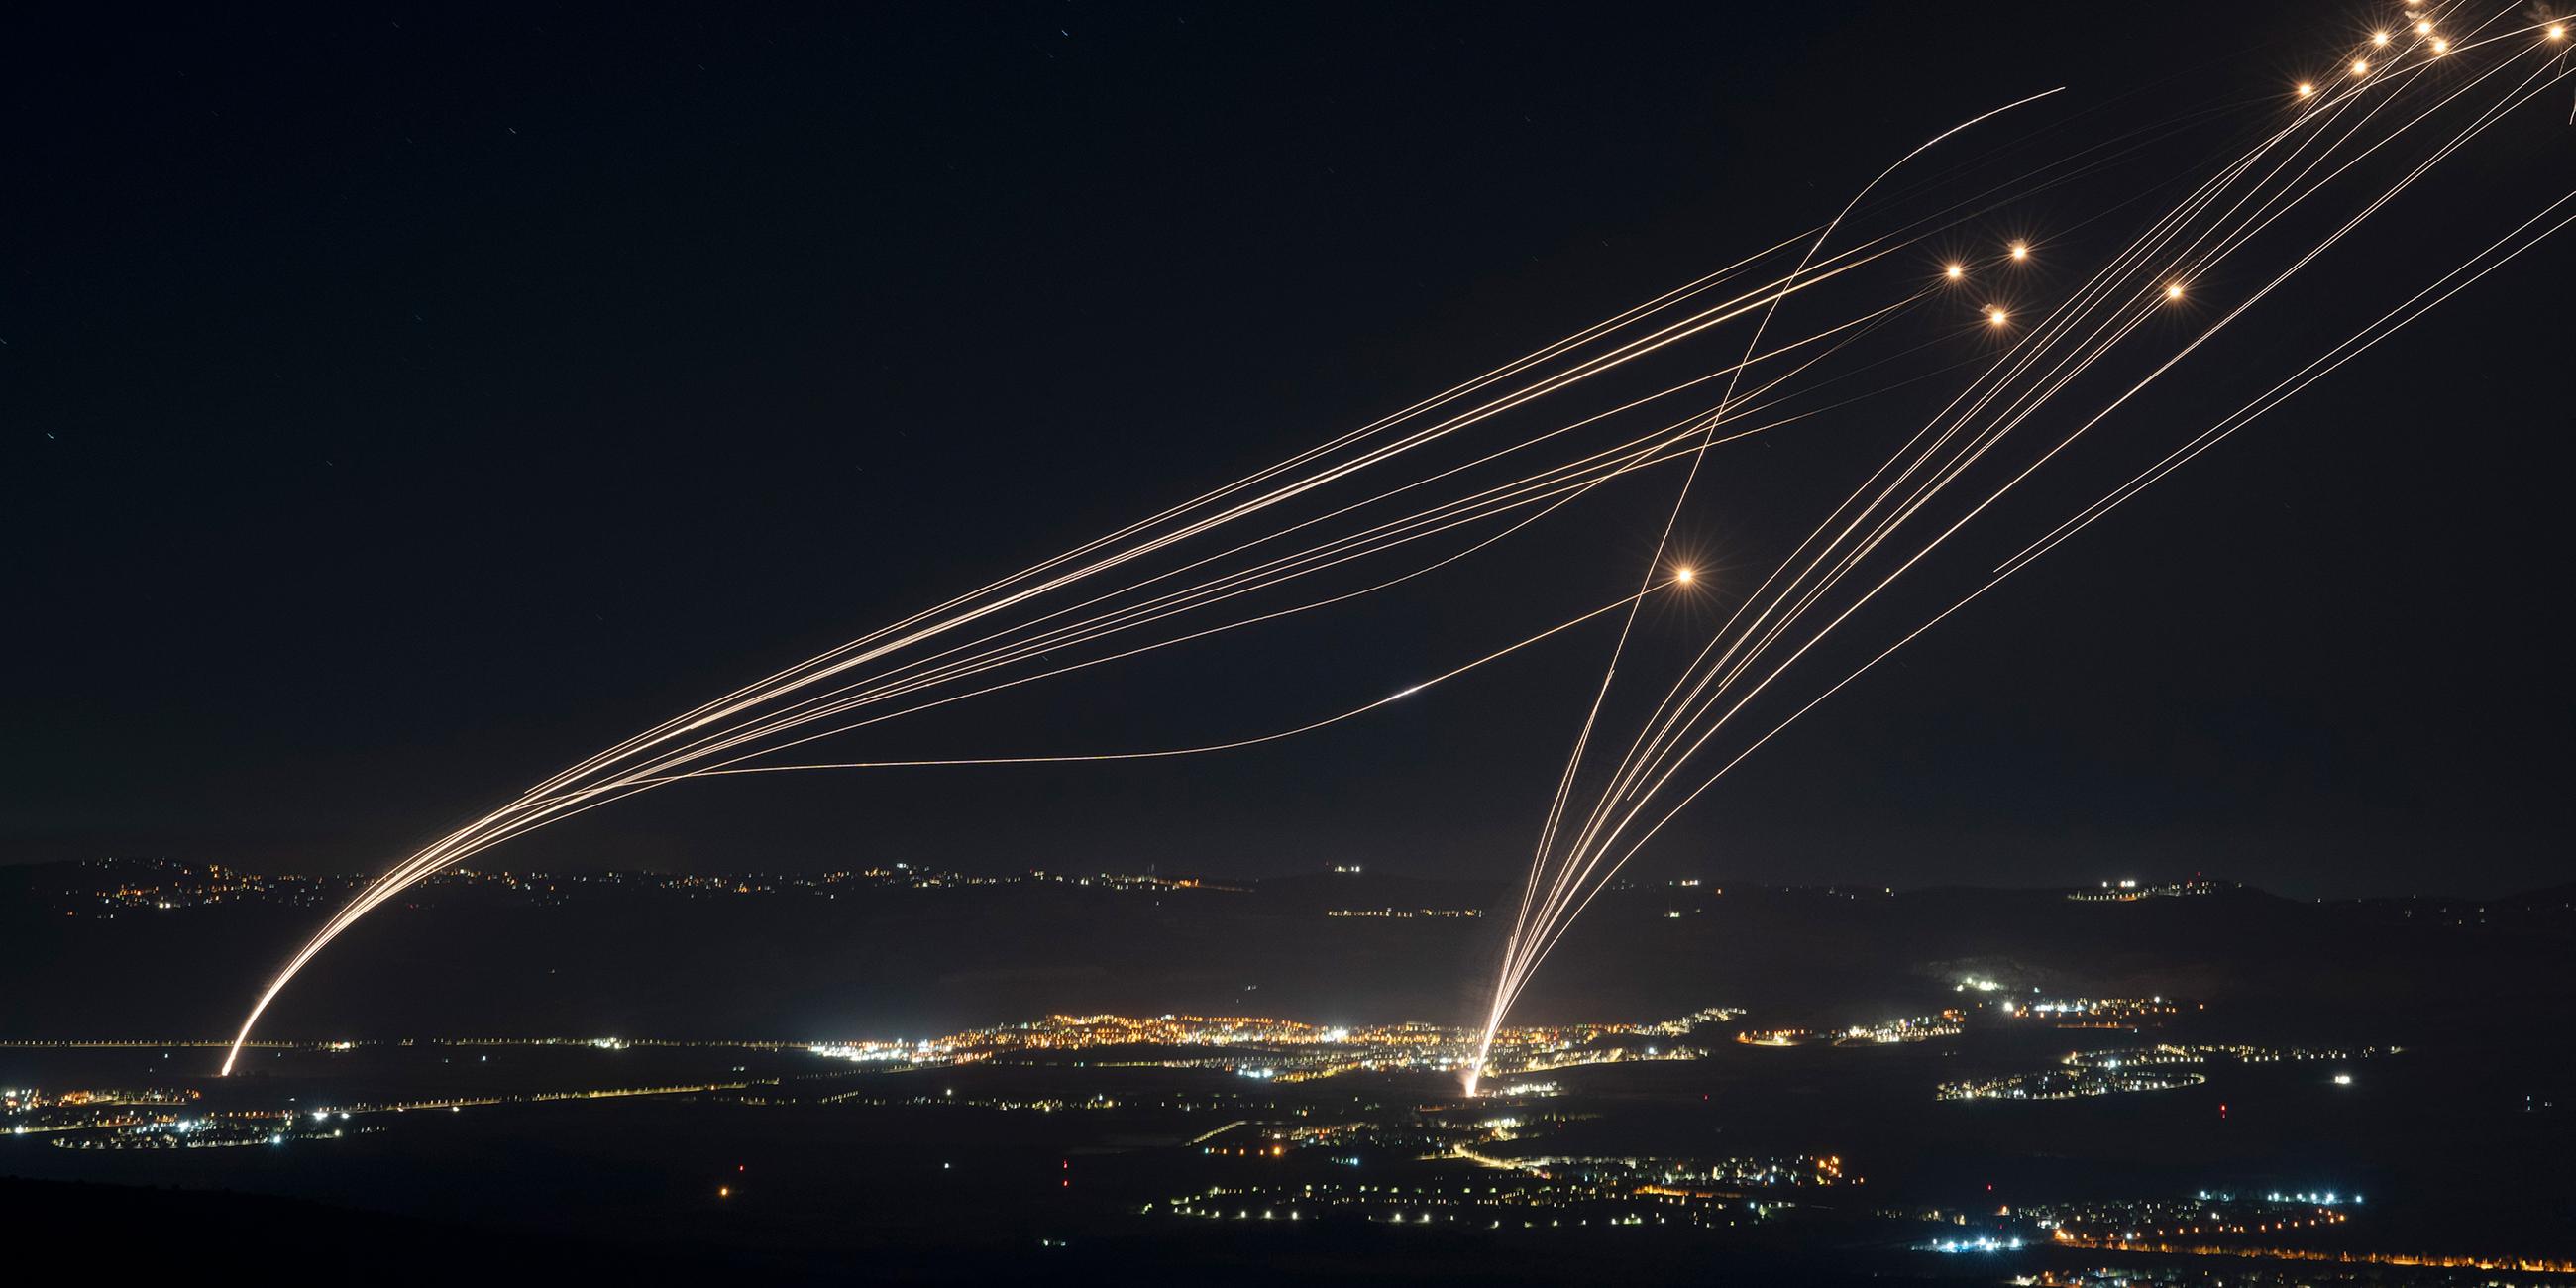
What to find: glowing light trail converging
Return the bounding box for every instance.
[217,218,1961,1072]
[1465,3,2575,1092]
[222,4,2569,1080]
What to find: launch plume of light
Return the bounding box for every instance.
[213,3,2575,1081]
[1463,2,2576,1093]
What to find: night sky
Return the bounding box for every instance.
[10,2,2569,898]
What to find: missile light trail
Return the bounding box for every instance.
[1464,2,2576,1092]
[208,3,2571,1082]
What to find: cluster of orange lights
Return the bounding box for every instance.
[2307,8,2570,95]
[1948,236,2183,327]
[1940,243,2043,327]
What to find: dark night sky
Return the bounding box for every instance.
[8,2,2569,898]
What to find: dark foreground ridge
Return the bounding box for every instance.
[1,1173,1944,1287]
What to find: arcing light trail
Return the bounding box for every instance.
[223,4,2567,1081]
[1467,4,2576,1091]
[216,206,1954,1074]
[632,579,1686,781]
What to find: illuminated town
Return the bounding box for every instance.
[12,849,2569,1285]
[7,938,2569,1285]
[13,2,2576,1281]
[803,1007,1740,1085]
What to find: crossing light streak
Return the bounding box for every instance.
[216,188,1932,1073]
[1467,1,2576,1094]
[206,3,2572,1086]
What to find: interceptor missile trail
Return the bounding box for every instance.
[1496,85,2067,1094]
[217,235,1930,1071]
[228,94,2208,1069]
[1465,5,2576,1093]
[223,3,2571,1079]
[636,579,1686,782]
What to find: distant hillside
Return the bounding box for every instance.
[4,858,2571,1045]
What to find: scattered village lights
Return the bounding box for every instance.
[203,1,2576,1091]
[15,0,2555,1272]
